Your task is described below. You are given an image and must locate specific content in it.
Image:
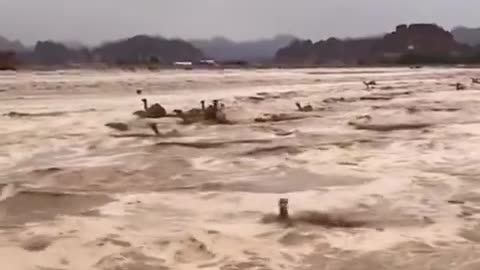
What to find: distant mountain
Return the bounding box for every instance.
[18,40,92,66]
[190,35,297,61]
[94,35,203,64]
[61,40,88,50]
[0,36,25,51]
[452,26,480,46]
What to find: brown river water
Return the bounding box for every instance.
[1,67,480,269]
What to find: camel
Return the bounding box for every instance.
[172,100,207,124]
[204,105,215,120]
[204,100,219,121]
[185,100,206,116]
[105,122,160,135]
[215,103,228,124]
[133,98,167,118]
[406,106,420,114]
[278,198,289,220]
[472,78,480,84]
[254,113,304,123]
[174,109,203,124]
[173,100,230,124]
[209,101,232,124]
[456,83,467,91]
[133,99,148,117]
[105,122,129,131]
[295,102,313,112]
[198,100,231,124]
[347,115,372,126]
[348,115,432,131]
[262,198,368,227]
[355,115,372,122]
[363,80,377,90]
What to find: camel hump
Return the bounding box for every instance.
[147,103,167,117]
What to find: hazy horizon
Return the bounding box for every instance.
[1,0,480,46]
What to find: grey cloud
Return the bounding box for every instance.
[0,0,479,45]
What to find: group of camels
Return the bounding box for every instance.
[365,78,480,91]
[105,89,316,134]
[105,94,230,134]
[440,77,480,91]
[457,77,480,90]
[105,76,480,135]
[132,98,228,124]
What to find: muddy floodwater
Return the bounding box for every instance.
[2,67,480,269]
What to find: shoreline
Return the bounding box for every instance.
[4,63,480,72]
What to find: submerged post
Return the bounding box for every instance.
[278,198,289,220]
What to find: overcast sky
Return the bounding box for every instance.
[1,0,479,45]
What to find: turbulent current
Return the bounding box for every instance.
[1,67,480,269]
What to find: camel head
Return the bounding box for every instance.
[295,102,302,110]
[173,109,183,115]
[141,98,148,110]
[363,81,376,88]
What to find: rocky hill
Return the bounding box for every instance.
[94,35,203,65]
[276,37,378,65]
[378,24,462,55]
[10,35,202,67]
[276,24,465,65]
[17,41,91,66]
[0,51,17,70]
[452,26,480,46]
